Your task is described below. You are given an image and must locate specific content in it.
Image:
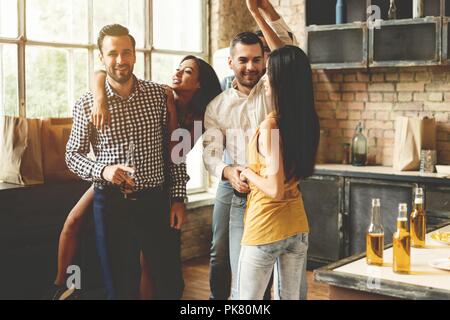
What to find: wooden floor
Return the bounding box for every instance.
[181,257,330,300]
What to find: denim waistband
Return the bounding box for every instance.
[95,184,164,200]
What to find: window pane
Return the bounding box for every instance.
[186,138,205,191]
[0,0,18,38]
[151,53,185,85]
[72,50,90,109]
[0,44,18,116]
[153,0,203,52]
[134,52,146,80]
[93,0,145,48]
[94,50,145,80]
[26,47,88,118]
[26,0,88,43]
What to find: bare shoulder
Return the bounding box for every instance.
[260,116,278,131]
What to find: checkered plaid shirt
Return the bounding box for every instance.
[66,77,189,200]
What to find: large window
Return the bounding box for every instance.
[0,0,209,192]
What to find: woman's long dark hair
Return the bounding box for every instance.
[181,55,222,119]
[267,45,320,181]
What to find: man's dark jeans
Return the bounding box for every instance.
[93,186,184,300]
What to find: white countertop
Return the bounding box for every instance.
[315,164,450,179]
[334,225,450,292]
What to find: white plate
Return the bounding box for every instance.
[429,258,450,271]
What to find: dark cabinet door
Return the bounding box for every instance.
[425,184,450,230]
[0,181,94,299]
[299,175,344,266]
[345,178,414,256]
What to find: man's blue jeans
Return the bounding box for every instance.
[209,181,234,300]
[93,186,183,300]
[229,194,246,300]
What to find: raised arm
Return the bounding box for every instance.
[257,0,280,21]
[91,70,110,131]
[246,0,284,51]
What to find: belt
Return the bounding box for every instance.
[233,189,249,198]
[96,184,164,201]
[123,185,164,201]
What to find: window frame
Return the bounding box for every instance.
[0,0,210,194]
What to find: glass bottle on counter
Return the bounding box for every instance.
[410,187,426,248]
[393,203,411,274]
[336,0,346,24]
[366,198,384,266]
[351,122,367,166]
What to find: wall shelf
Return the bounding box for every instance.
[307,23,368,69]
[369,17,442,67]
[306,0,449,69]
[442,17,450,63]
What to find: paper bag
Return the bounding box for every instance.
[41,118,79,181]
[0,116,44,185]
[393,116,436,171]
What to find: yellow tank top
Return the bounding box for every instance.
[241,114,309,246]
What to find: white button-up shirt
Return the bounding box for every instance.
[203,18,296,179]
[203,79,271,179]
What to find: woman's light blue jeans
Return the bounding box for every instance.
[237,233,309,300]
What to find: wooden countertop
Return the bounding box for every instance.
[314,222,450,300]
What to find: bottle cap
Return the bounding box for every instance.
[372,198,380,207]
[399,203,407,212]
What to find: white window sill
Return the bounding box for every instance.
[186,190,216,210]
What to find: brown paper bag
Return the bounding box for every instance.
[0,116,44,185]
[393,116,436,171]
[41,118,79,181]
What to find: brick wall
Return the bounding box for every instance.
[209,0,306,53]
[210,0,257,54]
[181,205,213,261]
[313,68,450,166]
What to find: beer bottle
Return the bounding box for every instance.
[393,203,411,274]
[410,187,426,248]
[366,199,384,266]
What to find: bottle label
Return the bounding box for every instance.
[415,198,423,204]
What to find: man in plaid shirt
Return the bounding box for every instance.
[66,24,188,299]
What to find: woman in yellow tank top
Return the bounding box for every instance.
[237,44,320,300]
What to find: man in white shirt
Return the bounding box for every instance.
[203,0,303,300]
